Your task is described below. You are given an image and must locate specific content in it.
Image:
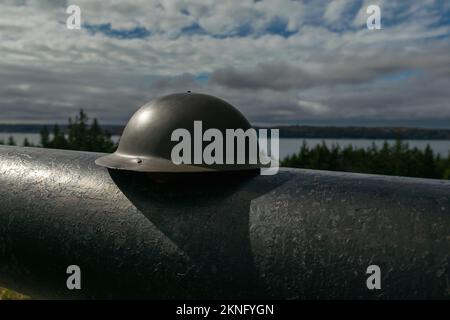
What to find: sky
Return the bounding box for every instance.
[0,0,449,127]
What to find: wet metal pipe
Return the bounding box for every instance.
[0,145,449,299]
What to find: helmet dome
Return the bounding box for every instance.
[95,92,263,173]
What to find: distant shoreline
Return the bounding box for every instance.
[1,124,450,140]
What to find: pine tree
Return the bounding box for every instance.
[7,136,16,146]
[40,126,50,147]
[23,138,33,147]
[281,139,448,180]
[38,109,116,153]
[51,124,68,149]
[67,109,88,150]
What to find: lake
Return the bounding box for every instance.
[1,133,450,159]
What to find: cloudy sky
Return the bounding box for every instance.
[1,0,449,127]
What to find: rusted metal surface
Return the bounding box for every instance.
[0,145,449,299]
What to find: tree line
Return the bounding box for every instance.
[0,110,116,153]
[281,141,450,180]
[1,110,450,179]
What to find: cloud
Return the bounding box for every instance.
[324,0,354,24]
[298,99,330,115]
[0,0,449,126]
[210,48,450,91]
[211,61,311,91]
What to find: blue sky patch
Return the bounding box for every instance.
[380,69,423,83]
[84,23,151,39]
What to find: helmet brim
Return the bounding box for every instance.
[95,153,263,173]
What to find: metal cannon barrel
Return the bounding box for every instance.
[0,145,449,299]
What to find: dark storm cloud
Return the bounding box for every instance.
[0,64,152,123]
[209,50,450,91]
[211,61,312,91]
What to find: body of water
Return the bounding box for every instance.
[277,138,450,159]
[1,133,450,159]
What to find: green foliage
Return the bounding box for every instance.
[282,140,450,180]
[23,138,33,147]
[444,168,450,180]
[39,109,116,153]
[7,136,16,146]
[0,287,29,300]
[0,136,18,146]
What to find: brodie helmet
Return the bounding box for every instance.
[95,92,265,173]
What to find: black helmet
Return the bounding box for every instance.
[95,92,264,173]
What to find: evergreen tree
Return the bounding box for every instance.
[67,109,88,150]
[40,126,50,147]
[422,145,437,178]
[51,124,68,149]
[7,136,16,146]
[23,138,33,147]
[281,140,450,180]
[87,118,115,152]
[38,109,116,153]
